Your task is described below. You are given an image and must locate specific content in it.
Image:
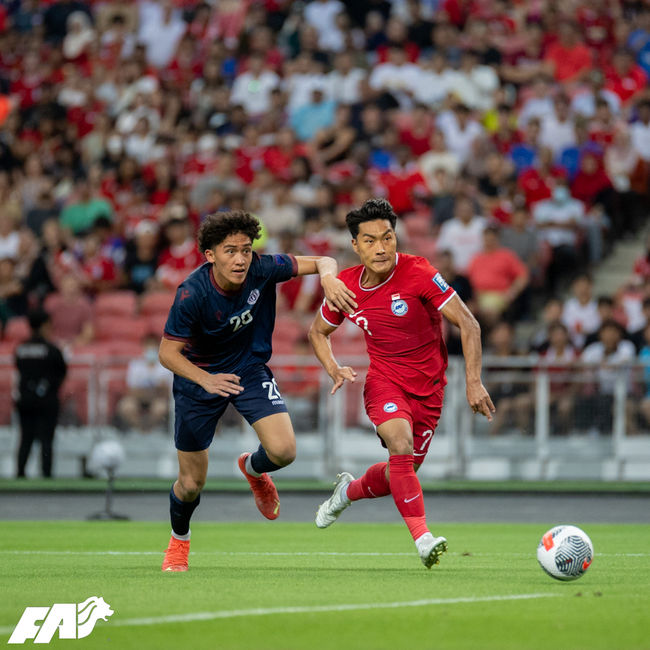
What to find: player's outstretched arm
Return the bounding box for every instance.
[295,256,357,314]
[158,338,244,397]
[308,313,357,395]
[440,295,496,421]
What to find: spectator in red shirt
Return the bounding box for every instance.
[263,127,307,182]
[467,225,530,325]
[398,105,435,157]
[576,0,616,65]
[571,152,612,207]
[80,230,119,294]
[604,49,648,106]
[155,205,203,290]
[544,22,593,84]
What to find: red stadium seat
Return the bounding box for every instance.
[140,291,175,316]
[403,214,432,239]
[4,317,30,343]
[273,316,304,344]
[94,315,149,343]
[0,340,18,356]
[0,372,14,425]
[147,313,168,338]
[95,291,138,318]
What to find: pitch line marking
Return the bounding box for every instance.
[0,550,647,558]
[112,593,561,627]
[0,593,558,635]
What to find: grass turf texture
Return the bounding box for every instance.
[1,522,648,650]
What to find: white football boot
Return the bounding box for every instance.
[315,472,354,528]
[416,532,448,569]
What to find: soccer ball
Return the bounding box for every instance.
[537,525,594,581]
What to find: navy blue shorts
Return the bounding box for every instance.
[173,364,288,452]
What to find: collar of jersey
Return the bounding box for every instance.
[357,253,399,292]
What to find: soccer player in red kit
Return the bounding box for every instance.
[308,198,495,568]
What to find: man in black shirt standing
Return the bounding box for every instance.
[15,311,67,478]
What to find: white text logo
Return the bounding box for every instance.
[9,597,113,644]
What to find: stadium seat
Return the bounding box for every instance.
[94,315,150,343]
[140,291,175,316]
[95,291,138,318]
[60,365,92,424]
[4,317,30,343]
[0,340,18,356]
[147,313,168,338]
[71,341,144,359]
[273,317,304,344]
[403,213,432,239]
[0,371,14,425]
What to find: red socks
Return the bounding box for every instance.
[346,455,430,542]
[388,454,429,542]
[347,463,391,501]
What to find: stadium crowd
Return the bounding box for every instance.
[2,0,650,433]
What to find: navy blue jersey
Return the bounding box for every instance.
[164,253,297,393]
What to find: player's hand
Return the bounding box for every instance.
[329,366,357,395]
[321,275,357,314]
[466,380,495,421]
[200,373,244,397]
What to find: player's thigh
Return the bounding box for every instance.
[233,365,292,456]
[252,412,296,463]
[377,417,414,455]
[411,390,444,463]
[173,390,227,453]
[176,448,209,493]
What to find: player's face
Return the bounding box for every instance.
[352,219,397,278]
[205,232,253,290]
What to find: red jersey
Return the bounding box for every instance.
[320,254,456,397]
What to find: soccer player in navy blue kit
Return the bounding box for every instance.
[159,210,356,571]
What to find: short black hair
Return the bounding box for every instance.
[198,211,261,252]
[27,310,50,332]
[345,198,397,238]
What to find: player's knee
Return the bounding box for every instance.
[177,475,204,499]
[387,438,413,456]
[267,442,296,467]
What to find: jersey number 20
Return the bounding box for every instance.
[262,379,281,400]
[230,309,252,331]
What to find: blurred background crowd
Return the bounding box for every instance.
[2,0,650,435]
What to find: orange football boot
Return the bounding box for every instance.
[238,453,280,520]
[162,536,190,572]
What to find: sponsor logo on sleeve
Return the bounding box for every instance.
[432,273,450,292]
[383,402,398,413]
[247,289,260,305]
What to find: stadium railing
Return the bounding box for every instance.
[0,354,649,481]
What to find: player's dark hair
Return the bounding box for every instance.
[198,211,261,251]
[345,198,397,238]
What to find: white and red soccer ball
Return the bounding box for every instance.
[537,525,594,581]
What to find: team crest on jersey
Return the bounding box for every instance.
[432,273,449,292]
[247,289,260,305]
[391,298,408,316]
[383,402,398,413]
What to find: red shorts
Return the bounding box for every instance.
[364,375,445,462]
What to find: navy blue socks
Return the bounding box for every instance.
[169,486,200,537]
[250,444,282,474]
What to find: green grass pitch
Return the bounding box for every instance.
[1,521,648,650]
